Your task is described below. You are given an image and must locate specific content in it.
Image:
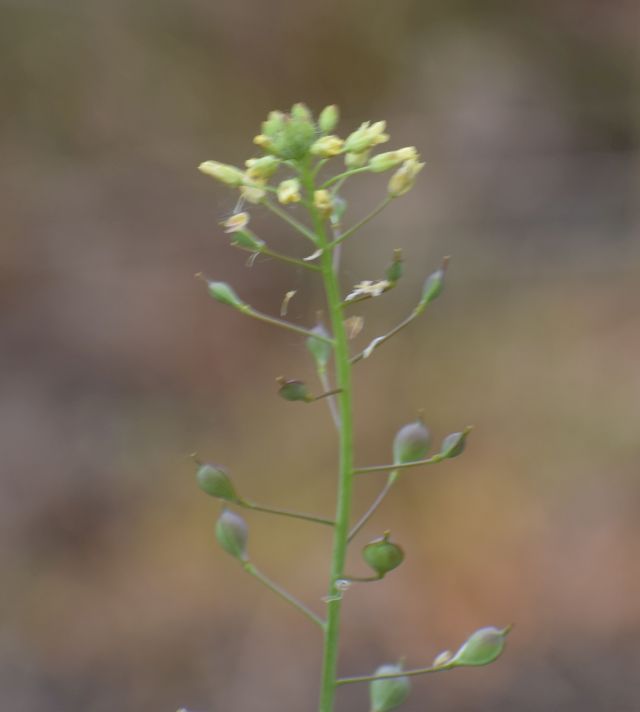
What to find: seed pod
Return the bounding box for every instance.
[393,418,430,465]
[196,463,237,502]
[449,626,510,667]
[419,267,445,308]
[318,105,339,133]
[439,428,471,459]
[385,249,403,284]
[204,280,247,310]
[215,509,248,561]
[369,663,411,712]
[306,324,332,370]
[230,229,265,252]
[362,532,405,578]
[277,377,313,403]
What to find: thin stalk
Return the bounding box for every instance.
[347,476,394,542]
[351,306,420,364]
[243,561,325,629]
[300,163,354,712]
[336,663,453,686]
[354,454,444,475]
[318,368,340,430]
[262,198,319,243]
[259,246,322,271]
[239,499,335,527]
[321,166,370,190]
[328,196,392,250]
[243,306,335,344]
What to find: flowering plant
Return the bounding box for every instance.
[188,103,509,712]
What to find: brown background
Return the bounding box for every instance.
[1,1,639,710]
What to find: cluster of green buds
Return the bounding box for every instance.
[189,103,508,712]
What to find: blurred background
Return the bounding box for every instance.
[1,1,639,710]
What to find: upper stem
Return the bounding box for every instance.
[300,163,354,712]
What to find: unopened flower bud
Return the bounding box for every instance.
[439,428,471,459]
[276,377,313,403]
[369,663,411,712]
[388,158,424,197]
[314,189,333,218]
[345,121,389,153]
[385,249,403,284]
[245,155,280,180]
[318,105,339,133]
[369,147,418,173]
[203,279,247,310]
[261,110,286,137]
[196,463,237,502]
[277,178,301,204]
[311,135,344,157]
[290,102,312,122]
[222,212,250,233]
[215,509,248,561]
[306,323,332,370]
[449,626,510,667]
[345,150,370,168]
[198,161,245,187]
[363,532,405,578]
[393,418,430,465]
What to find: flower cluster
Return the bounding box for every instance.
[198,103,424,214]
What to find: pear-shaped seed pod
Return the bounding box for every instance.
[277,378,312,402]
[369,663,411,712]
[450,626,510,667]
[393,419,430,465]
[363,533,405,578]
[215,509,248,561]
[196,463,237,502]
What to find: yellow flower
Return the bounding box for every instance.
[313,189,333,218]
[198,161,245,187]
[388,158,425,197]
[277,178,301,204]
[310,135,344,157]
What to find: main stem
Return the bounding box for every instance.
[301,165,354,712]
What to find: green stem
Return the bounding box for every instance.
[300,163,354,712]
[243,306,335,344]
[239,499,335,527]
[328,196,392,250]
[336,663,454,686]
[354,454,445,475]
[259,245,322,271]
[262,198,319,243]
[243,561,325,629]
[321,166,370,190]
[347,476,394,542]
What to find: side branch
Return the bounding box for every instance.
[336,663,453,686]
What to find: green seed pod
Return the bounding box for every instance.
[230,229,265,252]
[450,626,510,667]
[369,663,411,712]
[204,280,247,310]
[393,418,431,465]
[330,196,347,228]
[385,249,404,284]
[439,428,470,459]
[318,104,339,133]
[215,509,248,561]
[363,532,405,578]
[277,377,312,402]
[306,324,332,370]
[419,260,448,310]
[196,463,237,502]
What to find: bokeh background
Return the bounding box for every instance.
[2,1,639,710]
